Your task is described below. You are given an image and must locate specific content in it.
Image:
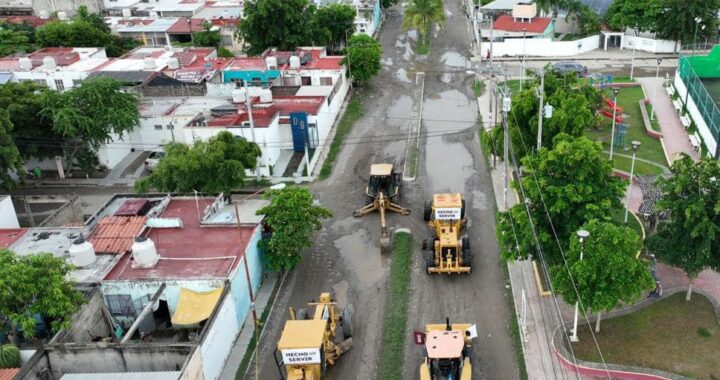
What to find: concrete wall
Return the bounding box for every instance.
[675,72,718,156]
[32,0,103,17]
[51,289,112,344]
[198,292,239,380]
[0,196,20,228]
[12,71,91,92]
[228,226,263,326]
[97,133,133,170]
[481,35,599,57]
[178,347,205,380]
[622,34,679,54]
[18,344,193,380]
[140,84,206,97]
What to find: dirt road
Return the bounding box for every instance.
[248,1,518,379]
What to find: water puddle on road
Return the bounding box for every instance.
[407,30,418,40]
[387,95,413,127]
[396,68,412,83]
[334,229,385,286]
[441,51,469,68]
[422,89,476,192]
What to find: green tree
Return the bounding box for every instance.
[565,0,601,36]
[0,82,62,160]
[217,47,235,58]
[237,0,317,55]
[654,0,720,45]
[35,16,137,58]
[534,0,568,18]
[0,110,25,191]
[0,28,32,56]
[401,0,445,45]
[551,221,654,333]
[646,155,720,301]
[381,0,398,8]
[0,249,85,343]
[315,3,356,53]
[256,187,332,270]
[342,34,382,84]
[497,134,624,264]
[39,77,139,170]
[604,0,662,32]
[192,21,221,47]
[135,131,261,194]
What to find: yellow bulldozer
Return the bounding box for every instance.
[354,163,410,253]
[274,293,353,380]
[422,193,472,274]
[419,319,475,380]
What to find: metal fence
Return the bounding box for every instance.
[678,49,720,144]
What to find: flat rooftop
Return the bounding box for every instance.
[0,228,27,248]
[139,96,230,117]
[104,198,258,281]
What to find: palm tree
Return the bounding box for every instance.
[401,0,445,45]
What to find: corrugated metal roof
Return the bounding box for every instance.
[60,372,181,380]
[0,368,20,380]
[88,216,147,254]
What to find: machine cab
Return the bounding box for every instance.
[274,319,327,380]
[420,327,473,380]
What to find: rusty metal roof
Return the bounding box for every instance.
[88,216,147,254]
[0,368,20,380]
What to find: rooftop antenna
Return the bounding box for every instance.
[193,189,201,221]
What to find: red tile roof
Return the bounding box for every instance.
[104,198,257,280]
[492,15,552,34]
[0,16,50,27]
[0,368,20,380]
[211,18,239,27]
[0,229,27,249]
[114,199,151,216]
[167,18,205,34]
[89,216,147,254]
[273,96,325,116]
[227,57,267,70]
[206,107,278,128]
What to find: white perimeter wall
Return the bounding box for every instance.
[481,35,599,57]
[674,72,718,156]
[622,35,679,54]
[199,293,239,380]
[0,196,20,228]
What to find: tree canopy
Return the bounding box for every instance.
[0,82,61,160]
[551,221,654,332]
[342,34,382,84]
[0,27,33,57]
[497,134,624,264]
[135,131,261,194]
[237,0,318,55]
[315,3,356,52]
[401,0,445,44]
[0,110,25,191]
[646,155,720,299]
[256,187,332,270]
[0,249,85,342]
[192,21,221,48]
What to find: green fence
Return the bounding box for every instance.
[678,47,720,146]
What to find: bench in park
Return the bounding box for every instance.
[689,132,701,151]
[672,99,683,113]
[679,115,691,129]
[665,86,675,97]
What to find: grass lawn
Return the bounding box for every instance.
[644,102,662,133]
[377,232,413,380]
[610,206,644,239]
[472,80,485,98]
[584,86,668,176]
[319,97,364,179]
[416,40,429,55]
[571,292,720,379]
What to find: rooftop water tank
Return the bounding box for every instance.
[18,57,32,70]
[131,236,159,268]
[69,235,96,267]
[232,88,246,103]
[144,57,157,70]
[121,8,132,18]
[149,11,159,19]
[57,11,68,21]
[38,10,49,19]
[265,56,277,70]
[43,56,56,70]
[258,88,272,103]
[167,57,180,69]
[289,55,301,69]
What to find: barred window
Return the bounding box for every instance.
[106,294,134,316]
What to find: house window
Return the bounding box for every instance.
[320,77,333,86]
[54,80,65,91]
[221,35,233,46]
[34,79,47,87]
[72,79,82,87]
[166,124,174,130]
[301,76,311,86]
[154,124,163,130]
[106,294,134,316]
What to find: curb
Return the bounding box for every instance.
[402,72,425,182]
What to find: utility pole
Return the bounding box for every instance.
[536,69,545,152]
[243,79,259,178]
[501,78,511,209]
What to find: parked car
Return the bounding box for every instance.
[144,150,165,172]
[552,61,588,77]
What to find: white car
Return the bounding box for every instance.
[144,150,165,172]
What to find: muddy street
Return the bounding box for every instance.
[247,0,518,379]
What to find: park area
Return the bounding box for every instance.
[570,292,720,379]
[584,85,668,176]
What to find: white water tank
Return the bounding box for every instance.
[43,56,56,70]
[232,88,246,103]
[58,11,68,21]
[69,235,96,267]
[121,8,132,18]
[259,88,272,103]
[38,10,49,19]
[289,55,301,69]
[131,236,159,268]
[265,56,277,70]
[149,11,159,19]
[167,57,180,69]
[144,57,157,70]
[18,57,32,70]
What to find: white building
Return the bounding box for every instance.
[0,47,108,91]
[0,196,19,229]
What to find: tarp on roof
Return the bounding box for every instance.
[60,372,181,380]
[171,287,223,326]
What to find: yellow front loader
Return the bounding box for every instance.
[419,319,475,380]
[422,193,472,274]
[354,163,410,253]
[274,293,353,380]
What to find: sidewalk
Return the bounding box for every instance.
[491,49,678,62]
[218,272,279,380]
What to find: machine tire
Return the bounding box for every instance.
[423,201,432,222]
[422,238,433,251]
[365,194,374,204]
[461,199,466,219]
[425,250,435,274]
[462,237,472,267]
[342,312,353,339]
[296,308,309,320]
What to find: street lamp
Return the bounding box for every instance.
[629,29,638,80]
[570,229,590,343]
[609,87,620,160]
[345,26,356,88]
[692,17,703,58]
[536,69,554,151]
[684,18,704,114]
[650,58,663,120]
[520,29,527,91]
[624,141,641,223]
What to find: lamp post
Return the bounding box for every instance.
[692,17,703,58]
[650,58,663,120]
[629,29,638,80]
[536,69,554,151]
[684,18,704,114]
[345,26,355,88]
[570,229,590,342]
[520,28,527,91]
[624,141,641,223]
[609,87,620,160]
